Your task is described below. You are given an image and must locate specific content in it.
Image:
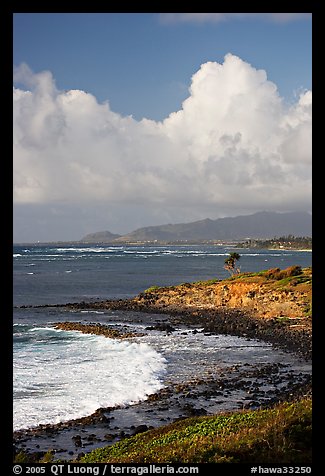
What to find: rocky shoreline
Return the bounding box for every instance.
[58,299,312,361]
[13,308,312,463]
[14,268,312,462]
[24,266,312,360]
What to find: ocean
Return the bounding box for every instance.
[13,244,312,432]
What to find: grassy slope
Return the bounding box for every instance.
[80,397,311,464]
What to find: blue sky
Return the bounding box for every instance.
[13,13,312,242]
[13,13,311,121]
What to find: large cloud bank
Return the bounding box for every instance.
[13,54,311,239]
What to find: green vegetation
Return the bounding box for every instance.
[224,252,241,276]
[263,265,302,280]
[192,278,220,286]
[143,267,312,294]
[239,235,312,250]
[80,397,311,464]
[303,302,312,317]
[13,449,55,464]
[144,286,161,293]
[13,451,31,463]
[261,267,312,292]
[224,265,311,287]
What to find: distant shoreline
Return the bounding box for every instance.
[267,248,312,252]
[13,240,312,250]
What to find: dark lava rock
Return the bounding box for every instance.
[145,323,176,333]
[72,435,82,447]
[130,424,149,436]
[182,404,208,416]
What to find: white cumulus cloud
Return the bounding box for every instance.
[13,54,311,240]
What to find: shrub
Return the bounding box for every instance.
[264,268,281,279]
[284,265,303,277]
[264,266,302,281]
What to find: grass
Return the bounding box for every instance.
[192,278,220,286]
[80,397,312,464]
[143,267,312,293]
[220,266,312,291]
[144,286,162,293]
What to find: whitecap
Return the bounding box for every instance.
[13,328,167,430]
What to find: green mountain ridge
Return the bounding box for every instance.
[80,211,312,243]
[79,230,121,242]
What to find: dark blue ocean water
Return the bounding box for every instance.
[13,244,312,431]
[13,244,312,306]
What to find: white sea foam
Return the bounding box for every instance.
[80,310,105,314]
[13,327,167,430]
[54,247,111,253]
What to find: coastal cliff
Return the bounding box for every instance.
[63,265,312,358]
[135,266,312,324]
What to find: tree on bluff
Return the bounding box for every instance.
[224,252,241,276]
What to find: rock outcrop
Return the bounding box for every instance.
[135,267,312,324]
[54,322,145,339]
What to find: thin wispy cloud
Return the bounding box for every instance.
[160,13,312,24]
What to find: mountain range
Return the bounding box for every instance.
[80,211,312,243]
